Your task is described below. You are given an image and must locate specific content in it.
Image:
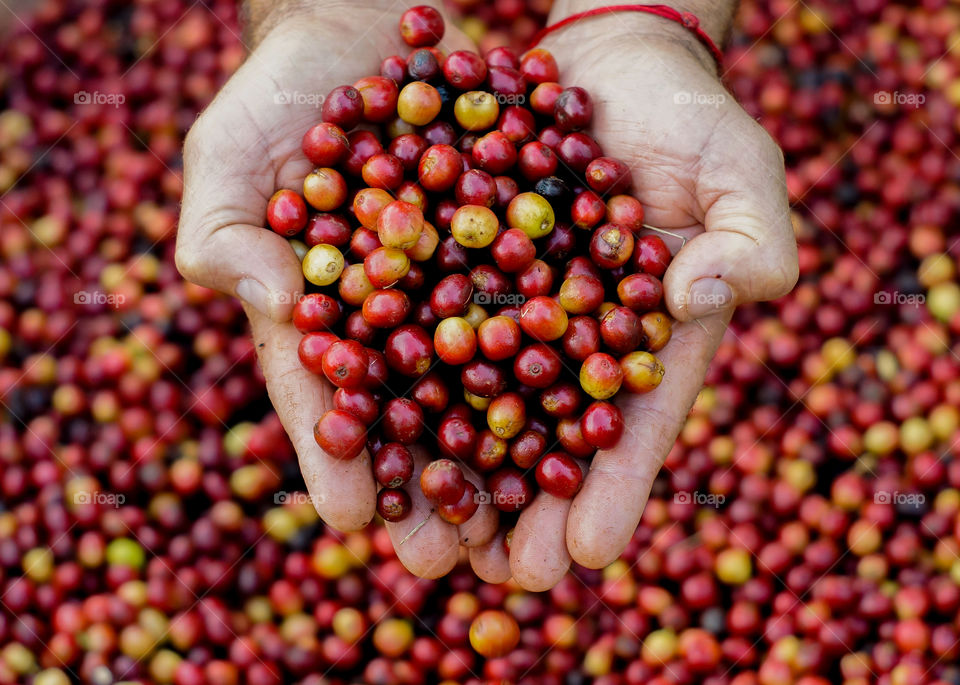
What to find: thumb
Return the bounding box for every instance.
[175,115,309,322]
[663,189,799,321]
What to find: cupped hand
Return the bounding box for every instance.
[481,14,799,590]
[175,3,501,580]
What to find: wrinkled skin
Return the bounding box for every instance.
[176,5,798,591]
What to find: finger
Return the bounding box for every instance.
[566,312,730,568]
[665,134,799,321]
[509,491,573,592]
[246,304,377,531]
[384,447,460,579]
[176,108,312,322]
[458,464,498,548]
[469,528,512,584]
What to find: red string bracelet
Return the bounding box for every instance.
[528,4,723,68]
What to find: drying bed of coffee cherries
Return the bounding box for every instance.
[279,6,672,527]
[0,0,958,684]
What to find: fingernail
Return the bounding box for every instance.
[685,278,733,318]
[236,278,272,317]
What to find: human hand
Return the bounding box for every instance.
[478,3,799,590]
[175,2,500,580]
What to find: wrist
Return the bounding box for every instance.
[543,2,733,75]
[548,1,734,48]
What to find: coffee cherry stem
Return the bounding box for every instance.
[398,512,432,546]
[642,223,687,247]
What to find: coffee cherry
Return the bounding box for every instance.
[362,289,411,328]
[322,85,364,128]
[374,443,415,488]
[513,343,562,388]
[559,275,604,315]
[454,92,500,131]
[443,51,487,89]
[382,398,424,444]
[377,201,424,250]
[293,293,341,333]
[384,325,433,377]
[506,192,554,239]
[606,195,645,231]
[381,54,407,82]
[590,224,634,268]
[600,306,642,355]
[339,263,375,307]
[397,82,443,126]
[486,467,532,512]
[620,351,665,393]
[266,189,307,236]
[530,82,564,115]
[304,168,347,211]
[535,452,583,498]
[353,76,399,123]
[361,153,405,190]
[437,481,480,525]
[302,122,349,167]
[451,205,499,248]
[554,86,593,131]
[486,392,525,439]
[302,244,345,286]
[519,49,559,84]
[618,273,663,311]
[334,387,379,425]
[305,213,352,247]
[314,410,367,460]
[519,296,568,341]
[420,459,466,505]
[399,5,444,47]
[418,144,462,192]
[509,429,546,468]
[364,247,410,289]
[633,235,672,277]
[571,190,606,228]
[472,130,517,174]
[377,488,412,522]
[586,156,632,194]
[438,417,478,460]
[477,316,522,361]
[354,188,394,230]
[640,311,672,352]
[298,331,338,374]
[406,47,441,81]
[580,352,624,400]
[581,401,624,449]
[321,340,369,389]
[469,611,520,658]
[540,382,582,418]
[434,317,477,365]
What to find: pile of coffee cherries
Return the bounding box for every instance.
[267,6,673,526]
